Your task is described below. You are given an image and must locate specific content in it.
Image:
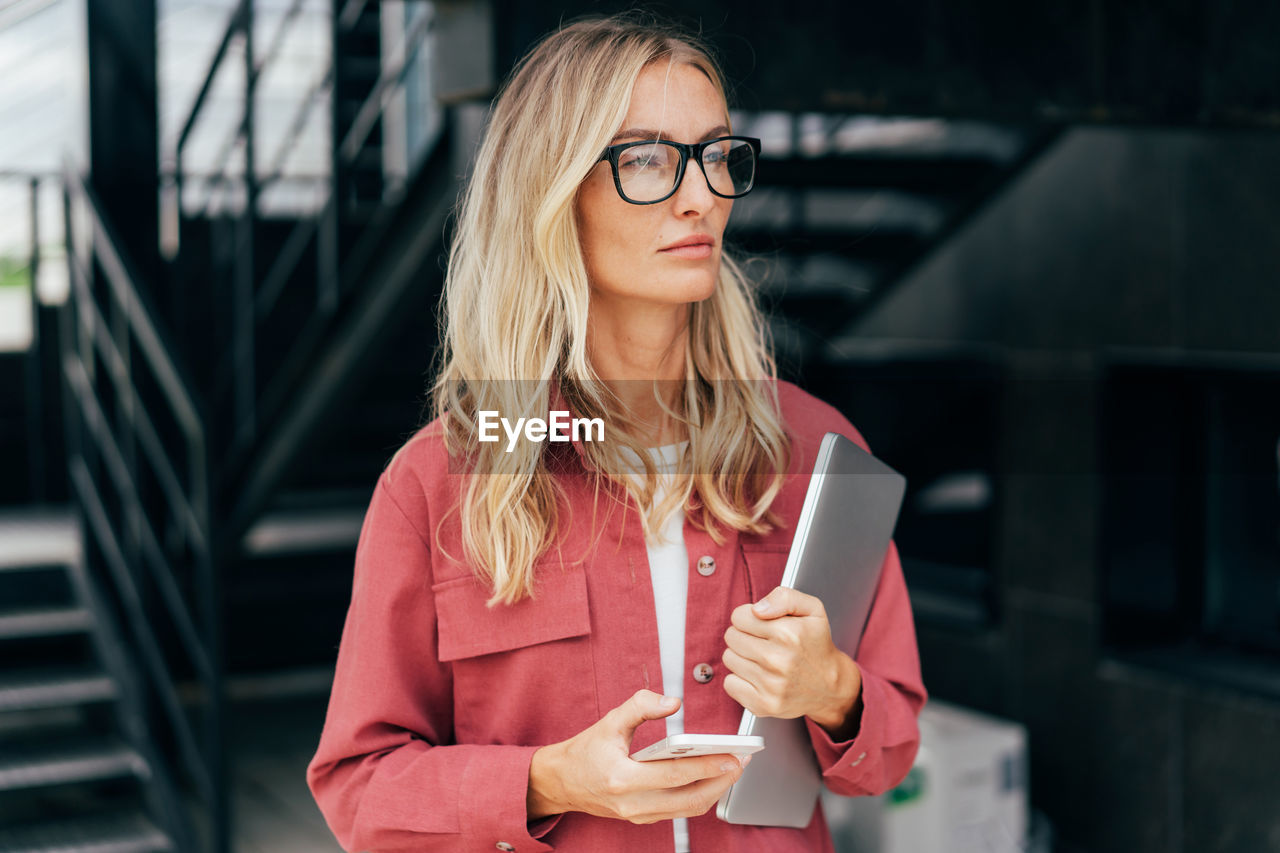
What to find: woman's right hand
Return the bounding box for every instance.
[527,689,749,823]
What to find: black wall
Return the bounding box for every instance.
[850,126,1280,853]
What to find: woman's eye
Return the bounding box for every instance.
[703,146,729,166]
[620,146,670,170]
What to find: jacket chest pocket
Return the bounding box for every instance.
[432,563,598,743]
[739,545,789,602]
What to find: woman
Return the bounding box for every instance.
[307,14,926,853]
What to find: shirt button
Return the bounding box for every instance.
[693,662,715,683]
[851,751,867,767]
[696,555,716,576]
[496,843,516,852]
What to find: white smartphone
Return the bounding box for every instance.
[630,734,765,762]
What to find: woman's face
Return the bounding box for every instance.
[575,60,733,309]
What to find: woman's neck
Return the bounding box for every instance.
[586,297,691,446]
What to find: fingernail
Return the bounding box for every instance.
[753,600,772,615]
[721,761,738,773]
[660,695,679,709]
[740,754,753,768]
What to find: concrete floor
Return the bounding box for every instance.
[228,692,343,853]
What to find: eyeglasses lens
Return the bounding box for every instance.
[703,138,756,198]
[617,143,678,203]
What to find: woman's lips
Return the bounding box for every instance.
[660,242,714,259]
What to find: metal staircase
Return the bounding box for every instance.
[727,114,1063,379]
[17,1,457,850]
[0,508,179,853]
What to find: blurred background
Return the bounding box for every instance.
[0,1,1278,851]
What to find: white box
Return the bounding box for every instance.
[822,700,1028,853]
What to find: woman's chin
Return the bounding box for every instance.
[594,275,717,307]
[661,271,719,304]
[655,284,716,306]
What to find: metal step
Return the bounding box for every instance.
[0,606,92,640]
[0,670,116,713]
[0,812,172,853]
[0,735,146,792]
[0,508,79,572]
[242,504,366,557]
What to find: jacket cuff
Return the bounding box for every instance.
[460,745,561,852]
[805,668,889,791]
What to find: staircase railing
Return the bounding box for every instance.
[52,4,447,849]
[60,162,226,853]
[170,0,439,491]
[47,3,450,849]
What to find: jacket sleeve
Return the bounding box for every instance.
[805,537,927,796]
[306,477,560,852]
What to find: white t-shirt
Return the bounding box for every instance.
[622,442,691,853]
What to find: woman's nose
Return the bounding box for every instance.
[670,158,717,215]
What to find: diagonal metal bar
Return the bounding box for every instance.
[65,234,208,555]
[254,200,325,320]
[197,123,249,217]
[67,454,216,808]
[63,547,201,853]
[255,0,307,77]
[176,1,330,258]
[64,164,208,525]
[339,5,434,164]
[337,0,368,32]
[259,66,334,190]
[177,0,249,155]
[63,354,214,685]
[0,0,61,32]
[188,0,320,215]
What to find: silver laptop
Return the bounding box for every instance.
[716,432,906,827]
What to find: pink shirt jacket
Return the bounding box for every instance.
[307,381,928,852]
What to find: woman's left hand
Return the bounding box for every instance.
[721,586,863,736]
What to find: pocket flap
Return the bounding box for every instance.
[434,564,591,662]
[740,545,789,602]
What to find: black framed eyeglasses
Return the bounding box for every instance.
[598,136,761,205]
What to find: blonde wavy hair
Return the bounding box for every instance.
[430,14,791,604]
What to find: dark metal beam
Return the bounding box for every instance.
[86,0,160,294]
